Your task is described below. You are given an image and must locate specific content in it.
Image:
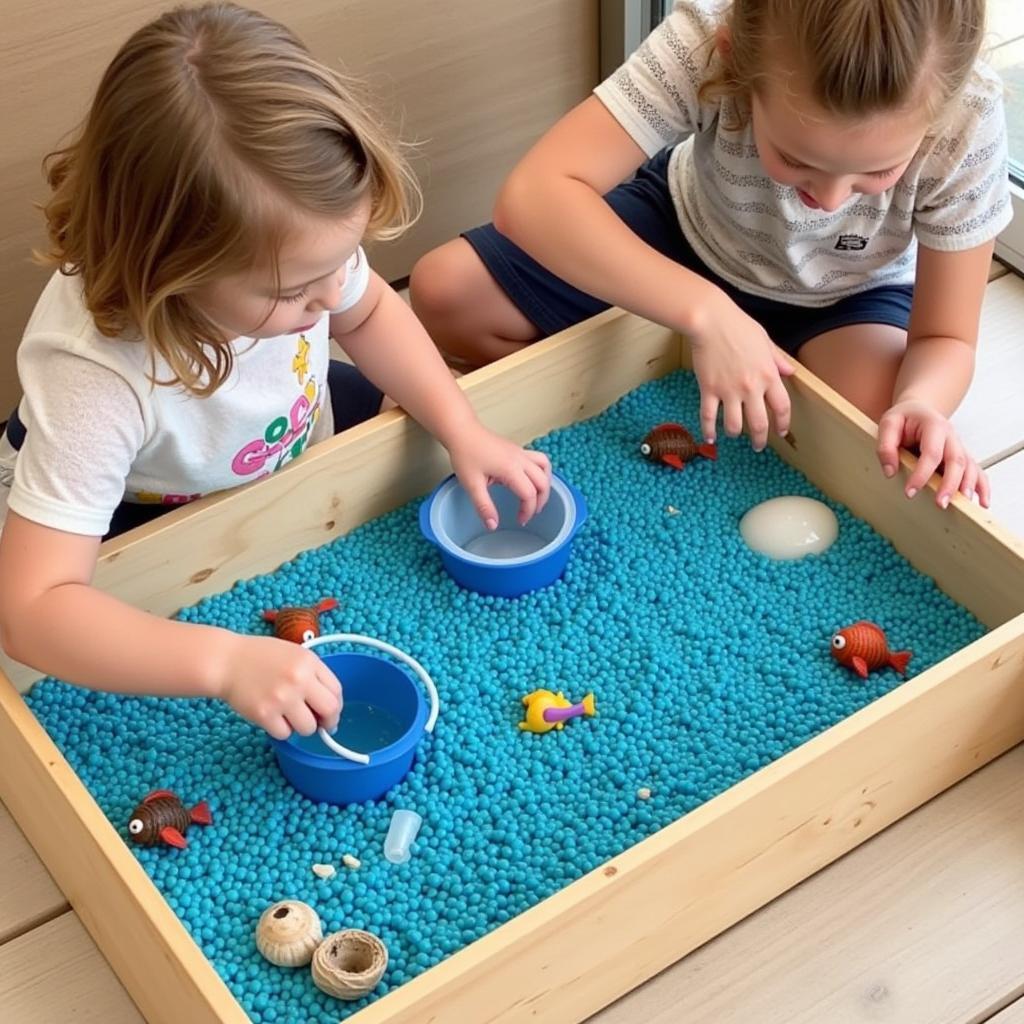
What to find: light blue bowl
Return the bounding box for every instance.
[418,472,588,598]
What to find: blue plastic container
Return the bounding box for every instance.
[272,651,429,805]
[418,472,588,598]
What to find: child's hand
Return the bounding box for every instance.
[213,634,343,739]
[877,399,990,509]
[447,425,552,529]
[689,290,794,451]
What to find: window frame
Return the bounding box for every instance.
[996,179,1024,273]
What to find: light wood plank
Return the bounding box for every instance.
[989,999,1024,1023]
[988,449,1024,539]
[953,274,1024,466]
[4,310,1024,1024]
[0,912,142,1024]
[592,743,1024,1024]
[769,354,1024,630]
[0,679,249,1023]
[0,801,67,944]
[0,0,598,413]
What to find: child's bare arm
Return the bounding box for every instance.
[0,511,341,737]
[330,274,551,528]
[877,240,994,507]
[491,96,793,448]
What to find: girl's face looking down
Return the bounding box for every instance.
[191,201,371,341]
[750,63,931,212]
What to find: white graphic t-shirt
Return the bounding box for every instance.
[0,248,370,536]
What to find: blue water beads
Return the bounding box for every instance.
[25,371,984,1022]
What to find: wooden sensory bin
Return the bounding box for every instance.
[2,309,1024,1024]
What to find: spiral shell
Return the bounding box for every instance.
[255,901,323,967]
[311,929,389,1001]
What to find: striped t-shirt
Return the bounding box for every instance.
[593,0,1013,307]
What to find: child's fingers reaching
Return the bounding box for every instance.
[976,466,992,508]
[263,716,292,742]
[935,440,968,509]
[772,348,796,377]
[700,394,720,444]
[284,701,319,738]
[958,460,980,504]
[744,395,770,451]
[311,673,343,732]
[503,468,539,526]
[905,420,948,497]
[463,477,499,531]
[765,378,791,438]
[723,397,744,438]
[875,411,905,479]
[524,458,552,513]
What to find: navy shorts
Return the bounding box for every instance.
[463,148,913,357]
[3,359,383,540]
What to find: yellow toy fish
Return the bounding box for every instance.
[519,689,597,734]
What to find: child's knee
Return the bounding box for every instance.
[409,240,480,329]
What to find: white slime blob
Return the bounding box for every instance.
[739,496,838,560]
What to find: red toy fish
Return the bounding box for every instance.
[126,790,212,849]
[262,597,338,644]
[830,621,912,679]
[640,423,717,470]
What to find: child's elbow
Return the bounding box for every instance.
[0,600,24,664]
[0,618,25,666]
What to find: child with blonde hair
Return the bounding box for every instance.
[0,2,550,739]
[412,0,1009,510]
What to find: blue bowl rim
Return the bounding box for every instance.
[425,472,579,568]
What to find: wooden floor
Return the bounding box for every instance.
[3,266,1024,1024]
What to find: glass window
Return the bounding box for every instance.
[990,1,1024,268]
[990,1,1024,183]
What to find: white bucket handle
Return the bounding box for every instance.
[303,632,440,765]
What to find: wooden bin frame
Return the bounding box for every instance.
[2,309,1024,1024]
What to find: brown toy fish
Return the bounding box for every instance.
[127,790,212,849]
[640,423,717,470]
[262,597,338,644]
[831,621,912,679]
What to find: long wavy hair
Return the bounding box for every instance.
[39,2,420,395]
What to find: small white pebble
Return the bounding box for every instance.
[341,853,361,870]
[637,787,652,800]
[311,863,336,879]
[665,506,680,516]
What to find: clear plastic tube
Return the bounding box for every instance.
[383,810,423,864]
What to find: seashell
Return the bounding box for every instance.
[342,853,361,870]
[255,900,323,967]
[311,929,389,1001]
[312,862,337,879]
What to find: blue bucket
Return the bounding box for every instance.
[418,472,588,598]
[271,639,438,805]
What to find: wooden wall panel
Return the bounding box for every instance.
[0,0,599,412]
